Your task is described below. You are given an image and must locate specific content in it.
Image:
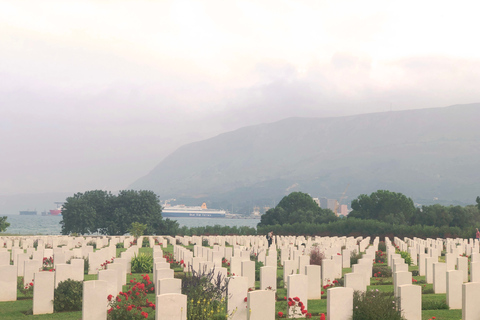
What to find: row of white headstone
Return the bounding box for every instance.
[2,234,480,319]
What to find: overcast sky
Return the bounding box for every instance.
[2,0,480,195]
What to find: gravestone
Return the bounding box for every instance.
[433,262,446,294]
[398,284,421,320]
[156,293,188,320]
[33,271,54,315]
[344,272,366,292]
[242,260,255,289]
[446,270,463,309]
[227,276,248,320]
[157,278,182,295]
[305,265,322,299]
[462,282,480,320]
[82,280,108,320]
[287,274,308,318]
[327,287,353,320]
[0,265,17,301]
[247,289,275,320]
[260,266,277,291]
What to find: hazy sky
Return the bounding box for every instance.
[2,0,480,195]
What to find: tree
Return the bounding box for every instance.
[0,216,10,232]
[60,189,164,235]
[477,196,480,210]
[129,222,147,239]
[258,192,337,226]
[348,190,415,225]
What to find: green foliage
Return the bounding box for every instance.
[17,277,34,297]
[60,189,164,235]
[131,253,153,273]
[129,222,147,239]
[181,266,229,320]
[350,251,363,265]
[372,265,392,278]
[411,204,480,229]
[54,279,83,312]
[116,242,124,248]
[422,299,448,310]
[175,224,256,236]
[398,250,412,266]
[0,216,10,232]
[141,237,150,248]
[255,260,264,282]
[349,190,416,225]
[257,218,478,239]
[258,192,338,226]
[107,274,155,320]
[352,290,404,320]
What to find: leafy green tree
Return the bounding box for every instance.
[348,190,415,225]
[60,189,163,235]
[129,222,147,239]
[0,216,10,232]
[477,196,480,210]
[258,192,337,226]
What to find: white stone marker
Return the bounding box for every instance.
[156,293,187,320]
[33,271,55,315]
[394,271,412,297]
[446,270,463,309]
[71,259,85,281]
[327,287,353,320]
[462,282,480,320]
[398,284,421,320]
[425,257,434,284]
[98,269,119,297]
[418,253,427,276]
[83,280,108,320]
[433,262,447,294]
[322,259,336,286]
[287,274,308,318]
[457,256,469,282]
[0,251,10,266]
[344,273,366,292]
[0,265,17,301]
[228,276,248,320]
[157,278,182,295]
[247,289,275,320]
[55,263,73,288]
[242,260,256,289]
[305,265,322,299]
[260,266,277,291]
[470,261,480,283]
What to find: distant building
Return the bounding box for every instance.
[327,199,338,213]
[313,198,320,207]
[340,204,349,216]
[319,197,328,209]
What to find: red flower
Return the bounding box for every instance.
[278,311,284,317]
[288,301,294,307]
[141,311,148,318]
[107,294,113,301]
[293,297,300,302]
[127,306,133,311]
[320,313,326,320]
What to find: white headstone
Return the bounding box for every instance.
[156,293,187,320]
[33,271,54,315]
[82,280,108,320]
[327,287,353,320]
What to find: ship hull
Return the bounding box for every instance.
[162,211,225,218]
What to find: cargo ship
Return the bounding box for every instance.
[19,210,37,216]
[162,202,226,218]
[41,202,64,216]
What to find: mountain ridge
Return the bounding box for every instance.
[130,103,480,212]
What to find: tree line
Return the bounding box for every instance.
[258,190,480,234]
[60,190,176,235]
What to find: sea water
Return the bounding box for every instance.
[3,215,259,235]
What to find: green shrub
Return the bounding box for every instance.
[255,260,264,282]
[87,240,97,250]
[116,242,124,248]
[181,266,229,320]
[422,299,448,310]
[131,253,153,273]
[372,265,392,278]
[352,290,404,320]
[377,241,386,252]
[350,251,363,265]
[17,277,34,297]
[54,279,83,312]
[397,250,412,266]
[142,237,150,247]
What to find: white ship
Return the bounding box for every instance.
[162,202,226,218]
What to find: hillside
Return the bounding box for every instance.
[130,104,480,212]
